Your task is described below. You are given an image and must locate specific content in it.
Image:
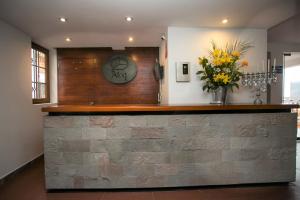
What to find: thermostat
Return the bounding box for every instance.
[176,62,190,82]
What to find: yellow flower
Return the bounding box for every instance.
[212,49,221,58]
[198,57,203,64]
[213,58,222,66]
[232,51,240,57]
[220,58,226,64]
[225,56,232,63]
[241,60,249,67]
[213,73,231,84]
[199,56,208,65]
[222,51,229,57]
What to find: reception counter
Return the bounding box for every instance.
[42,104,298,189]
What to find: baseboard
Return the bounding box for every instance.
[0,153,44,186]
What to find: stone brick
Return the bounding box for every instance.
[155,164,178,176]
[83,152,109,165]
[83,127,106,140]
[222,150,240,162]
[167,116,186,127]
[83,177,112,188]
[103,140,126,164]
[185,115,209,127]
[170,151,195,163]
[270,125,297,139]
[60,140,90,152]
[206,137,230,150]
[99,153,111,178]
[268,148,296,160]
[44,152,64,165]
[191,126,215,138]
[193,150,222,163]
[114,115,148,128]
[128,116,147,127]
[89,116,114,128]
[129,152,169,165]
[46,177,73,189]
[131,127,167,139]
[224,150,267,162]
[44,138,62,152]
[209,114,234,127]
[58,164,77,177]
[136,176,165,187]
[106,128,131,139]
[125,164,154,177]
[44,128,83,140]
[63,152,83,164]
[179,138,207,150]
[146,115,168,127]
[44,116,74,128]
[112,116,128,127]
[167,127,195,139]
[256,125,269,137]
[90,140,107,153]
[113,176,137,188]
[73,116,89,127]
[45,164,59,177]
[44,128,64,140]
[105,164,124,177]
[233,124,256,137]
[77,165,100,178]
[230,137,271,149]
[123,139,169,152]
[73,176,84,188]
[240,149,266,161]
[63,128,83,140]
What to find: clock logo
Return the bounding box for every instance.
[102,55,137,84]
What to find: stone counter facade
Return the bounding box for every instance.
[43,113,297,189]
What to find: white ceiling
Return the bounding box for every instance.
[0,0,298,49]
[268,13,300,44]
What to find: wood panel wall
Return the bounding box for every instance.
[57,47,159,105]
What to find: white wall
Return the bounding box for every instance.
[166,27,267,105]
[0,20,44,179]
[49,48,58,103]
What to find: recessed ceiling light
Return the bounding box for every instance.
[65,37,71,42]
[128,37,134,42]
[222,18,228,24]
[59,17,67,22]
[125,16,133,22]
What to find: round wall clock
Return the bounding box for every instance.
[102,55,137,84]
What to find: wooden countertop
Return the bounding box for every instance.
[42,104,299,113]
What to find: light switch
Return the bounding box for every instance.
[176,62,190,82]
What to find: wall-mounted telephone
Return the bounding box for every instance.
[176,62,190,82]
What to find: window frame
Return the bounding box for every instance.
[31,42,50,104]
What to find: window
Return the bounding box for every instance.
[31,43,50,104]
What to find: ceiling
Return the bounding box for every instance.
[268,13,300,44]
[0,0,298,49]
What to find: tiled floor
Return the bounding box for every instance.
[1,144,300,200]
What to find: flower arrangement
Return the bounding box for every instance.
[197,40,252,92]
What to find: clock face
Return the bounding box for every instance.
[102,55,137,84]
